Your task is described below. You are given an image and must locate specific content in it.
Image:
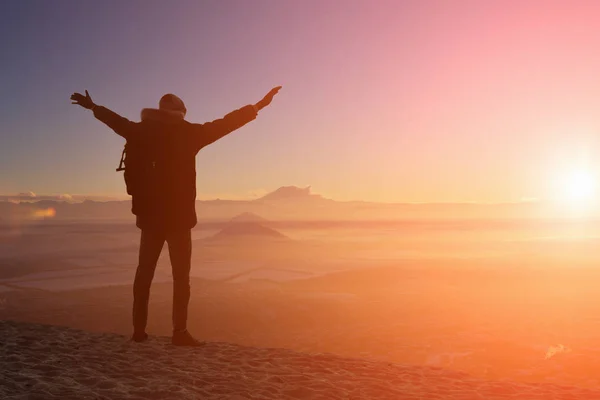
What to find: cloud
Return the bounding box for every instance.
[0,193,123,203]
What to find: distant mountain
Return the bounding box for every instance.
[208,221,288,242]
[257,186,327,202]
[229,212,268,224]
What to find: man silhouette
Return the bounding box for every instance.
[71,86,281,346]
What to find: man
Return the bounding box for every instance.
[70,86,281,346]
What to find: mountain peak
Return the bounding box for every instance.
[258,186,322,201]
[209,221,288,242]
[229,212,268,223]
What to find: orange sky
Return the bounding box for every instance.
[3,1,600,204]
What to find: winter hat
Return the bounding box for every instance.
[159,94,187,117]
[141,93,187,121]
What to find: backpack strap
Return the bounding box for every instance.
[116,147,126,172]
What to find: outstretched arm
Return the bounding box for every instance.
[193,86,282,150]
[71,90,137,139]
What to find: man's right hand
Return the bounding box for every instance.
[71,90,96,110]
[255,86,282,111]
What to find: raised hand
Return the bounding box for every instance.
[255,86,282,111]
[70,90,96,110]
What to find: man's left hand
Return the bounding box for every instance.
[255,86,282,111]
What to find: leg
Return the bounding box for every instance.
[166,229,192,332]
[132,229,165,336]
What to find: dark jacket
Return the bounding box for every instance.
[93,105,257,231]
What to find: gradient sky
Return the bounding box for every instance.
[2,0,600,203]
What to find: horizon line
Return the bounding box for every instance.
[0,195,543,206]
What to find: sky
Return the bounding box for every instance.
[2,0,600,203]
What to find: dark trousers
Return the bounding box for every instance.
[133,229,192,333]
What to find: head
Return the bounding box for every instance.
[140,93,187,122]
[159,94,187,118]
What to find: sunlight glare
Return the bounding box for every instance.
[558,169,597,208]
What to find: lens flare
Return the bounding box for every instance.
[32,208,56,218]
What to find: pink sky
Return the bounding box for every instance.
[3,1,600,203]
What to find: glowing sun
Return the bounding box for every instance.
[560,169,596,205]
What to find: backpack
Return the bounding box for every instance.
[116,139,160,197]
